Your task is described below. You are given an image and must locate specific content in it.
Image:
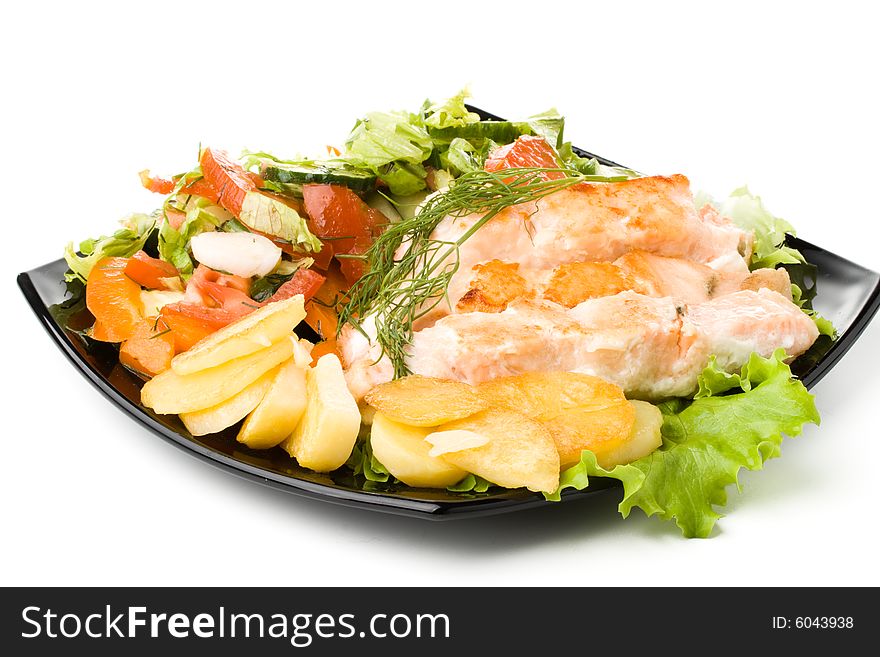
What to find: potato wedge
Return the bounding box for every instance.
[180,368,276,436]
[370,412,467,488]
[142,337,294,414]
[365,375,486,427]
[171,296,305,375]
[431,409,559,493]
[237,358,308,449]
[599,400,663,468]
[477,372,635,468]
[281,354,360,472]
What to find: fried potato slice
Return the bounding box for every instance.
[430,408,559,493]
[180,368,276,436]
[171,296,306,375]
[370,412,467,488]
[237,357,308,450]
[477,371,635,468]
[599,400,663,468]
[281,354,360,472]
[142,337,294,414]
[364,375,487,427]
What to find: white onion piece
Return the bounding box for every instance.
[190,231,282,278]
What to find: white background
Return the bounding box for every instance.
[2,1,879,586]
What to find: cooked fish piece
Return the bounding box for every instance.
[349,289,818,401]
[428,174,753,317]
[453,251,788,312]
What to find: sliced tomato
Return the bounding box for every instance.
[199,147,257,217]
[180,177,221,205]
[303,184,384,249]
[119,317,175,377]
[338,234,372,286]
[139,170,175,194]
[269,269,326,304]
[302,184,385,282]
[484,135,565,181]
[86,257,143,343]
[124,251,181,290]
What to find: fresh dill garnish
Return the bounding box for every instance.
[339,166,629,378]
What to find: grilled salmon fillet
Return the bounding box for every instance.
[408,289,818,399]
[341,174,817,401]
[426,174,753,320]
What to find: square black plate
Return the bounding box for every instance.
[16,112,880,519]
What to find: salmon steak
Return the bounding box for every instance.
[340,174,819,400]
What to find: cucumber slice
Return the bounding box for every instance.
[427,121,533,146]
[262,163,377,195]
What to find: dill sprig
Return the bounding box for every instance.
[339,167,629,377]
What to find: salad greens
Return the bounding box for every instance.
[545,350,819,538]
[64,213,156,283]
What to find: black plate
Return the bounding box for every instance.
[16,118,880,519]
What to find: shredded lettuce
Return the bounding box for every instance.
[345,111,434,169]
[64,213,156,283]
[422,88,480,129]
[238,192,322,252]
[158,208,223,277]
[546,350,820,538]
[526,109,565,148]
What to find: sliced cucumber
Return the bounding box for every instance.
[262,163,377,195]
[427,121,532,146]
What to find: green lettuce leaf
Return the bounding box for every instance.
[439,137,481,175]
[378,161,428,196]
[344,111,433,169]
[546,350,820,537]
[158,207,224,276]
[64,213,156,283]
[238,192,322,252]
[446,474,495,493]
[526,109,565,148]
[711,186,805,268]
[345,436,392,483]
[422,88,480,129]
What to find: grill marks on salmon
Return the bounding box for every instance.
[455,251,791,313]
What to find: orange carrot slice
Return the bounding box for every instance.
[119,317,175,377]
[124,251,181,290]
[86,257,143,343]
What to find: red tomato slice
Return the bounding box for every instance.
[139,170,175,194]
[199,147,257,217]
[268,269,326,304]
[124,251,181,290]
[484,135,565,181]
[302,184,385,281]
